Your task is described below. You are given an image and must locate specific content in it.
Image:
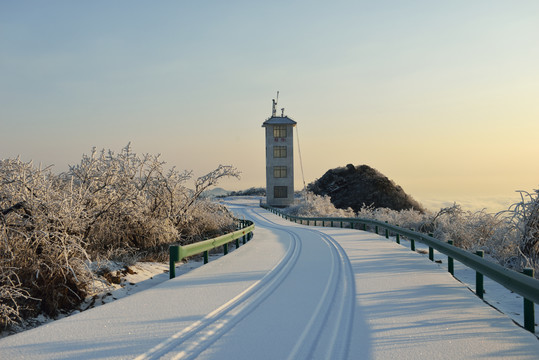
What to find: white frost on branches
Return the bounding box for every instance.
[503,190,539,269]
[1,144,240,330]
[285,191,539,276]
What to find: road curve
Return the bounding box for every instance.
[136,200,356,360]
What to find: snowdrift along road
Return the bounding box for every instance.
[0,198,538,359]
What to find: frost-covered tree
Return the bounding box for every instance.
[283,191,537,276]
[0,158,92,328]
[66,144,240,253]
[504,190,539,269]
[1,144,241,330]
[286,192,355,218]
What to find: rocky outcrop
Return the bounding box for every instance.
[308,164,424,212]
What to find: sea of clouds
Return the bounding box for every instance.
[419,194,522,214]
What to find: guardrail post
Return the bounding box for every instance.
[340,221,343,228]
[396,233,400,244]
[448,240,454,275]
[375,225,379,234]
[428,233,434,261]
[409,228,415,251]
[331,220,334,227]
[223,243,228,255]
[476,250,484,299]
[169,245,180,279]
[385,222,389,239]
[523,268,535,333]
[204,250,209,264]
[236,237,240,248]
[362,223,367,231]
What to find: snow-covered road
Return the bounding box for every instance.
[1,198,538,359]
[150,200,356,360]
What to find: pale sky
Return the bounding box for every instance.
[1,1,538,212]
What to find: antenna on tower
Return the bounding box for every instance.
[271,91,279,117]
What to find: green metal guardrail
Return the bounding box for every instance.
[169,219,255,279]
[262,204,539,333]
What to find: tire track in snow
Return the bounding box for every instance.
[134,206,301,360]
[284,228,356,360]
[231,207,356,360]
[136,204,355,360]
[250,207,356,359]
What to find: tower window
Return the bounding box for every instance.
[274,186,288,198]
[273,166,287,178]
[273,146,287,158]
[273,125,287,138]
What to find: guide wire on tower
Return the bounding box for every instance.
[296,125,307,197]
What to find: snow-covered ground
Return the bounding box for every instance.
[390,235,538,335]
[0,259,209,339]
[0,198,537,359]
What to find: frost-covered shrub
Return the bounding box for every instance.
[427,205,500,248]
[0,266,31,330]
[1,145,240,330]
[0,158,93,327]
[286,192,354,218]
[67,146,179,253]
[180,200,236,244]
[424,204,520,266]
[356,204,431,231]
[284,191,537,276]
[503,190,539,271]
[66,145,239,254]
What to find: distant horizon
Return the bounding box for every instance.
[213,185,527,214]
[3,150,531,214]
[2,2,538,213]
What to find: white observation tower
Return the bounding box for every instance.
[262,93,296,207]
